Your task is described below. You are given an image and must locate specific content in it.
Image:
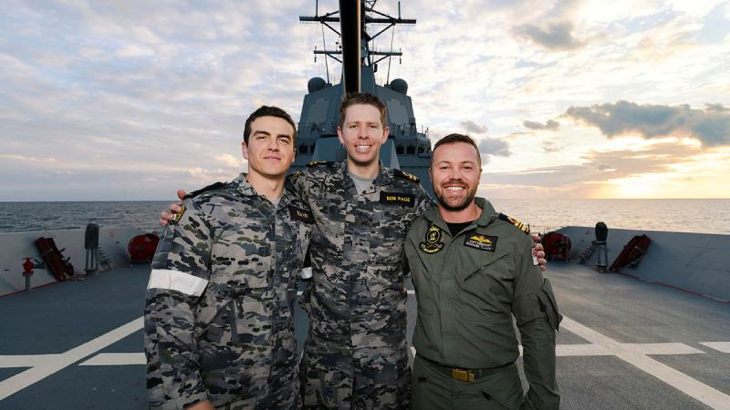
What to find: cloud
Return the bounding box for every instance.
[478,138,512,162]
[565,101,730,147]
[513,21,583,50]
[524,119,560,130]
[213,153,244,168]
[481,140,705,190]
[460,120,488,134]
[542,141,561,153]
[0,154,57,163]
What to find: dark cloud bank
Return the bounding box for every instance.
[565,100,730,147]
[513,21,583,50]
[524,119,560,130]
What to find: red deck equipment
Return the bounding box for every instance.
[34,237,75,281]
[609,234,651,272]
[128,233,159,264]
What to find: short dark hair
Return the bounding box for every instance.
[338,92,388,129]
[243,106,297,145]
[432,133,482,165]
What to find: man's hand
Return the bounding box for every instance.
[187,400,215,410]
[159,189,188,227]
[532,234,547,272]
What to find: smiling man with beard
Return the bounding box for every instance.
[404,133,561,410]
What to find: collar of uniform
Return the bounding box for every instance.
[474,197,498,226]
[337,160,393,186]
[233,173,257,197]
[423,197,498,234]
[233,172,292,206]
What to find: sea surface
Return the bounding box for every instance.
[0,199,728,235]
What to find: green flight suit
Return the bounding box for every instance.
[404,198,561,410]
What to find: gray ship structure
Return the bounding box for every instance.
[293,0,434,196]
[1,1,729,409]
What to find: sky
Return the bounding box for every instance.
[1,0,729,201]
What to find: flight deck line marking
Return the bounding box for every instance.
[0,355,63,368]
[701,342,730,354]
[80,353,146,366]
[561,316,730,410]
[0,316,143,401]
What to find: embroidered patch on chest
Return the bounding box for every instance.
[464,234,498,252]
[289,205,314,223]
[379,192,415,207]
[419,225,444,254]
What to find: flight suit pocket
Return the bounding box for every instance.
[458,364,523,410]
[459,252,512,321]
[461,251,511,282]
[537,278,562,331]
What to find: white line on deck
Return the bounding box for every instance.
[700,342,730,354]
[0,355,62,369]
[0,317,143,401]
[561,316,730,410]
[1,314,729,408]
[80,353,146,366]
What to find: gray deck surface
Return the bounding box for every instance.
[0,262,729,409]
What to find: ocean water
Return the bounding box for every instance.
[0,199,728,235]
[0,201,170,234]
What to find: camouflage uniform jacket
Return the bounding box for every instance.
[404,198,561,409]
[144,173,313,409]
[293,161,432,349]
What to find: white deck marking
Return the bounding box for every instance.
[701,342,730,354]
[561,316,730,410]
[1,314,728,408]
[0,316,143,401]
[0,355,62,368]
[80,353,146,366]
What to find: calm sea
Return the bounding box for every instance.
[0,199,728,235]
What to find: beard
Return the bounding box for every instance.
[434,181,478,212]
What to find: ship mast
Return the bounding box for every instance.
[299,0,416,94]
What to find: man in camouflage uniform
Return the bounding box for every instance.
[404,134,560,410]
[293,93,432,410]
[145,106,313,410]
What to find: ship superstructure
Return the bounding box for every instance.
[294,0,433,196]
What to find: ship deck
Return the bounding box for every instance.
[1,262,729,409]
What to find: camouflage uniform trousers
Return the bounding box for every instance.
[220,359,300,410]
[300,337,411,409]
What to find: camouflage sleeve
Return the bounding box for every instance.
[144,198,213,409]
[288,169,310,203]
[414,184,434,217]
[511,237,561,410]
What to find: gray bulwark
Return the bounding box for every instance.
[559,226,730,302]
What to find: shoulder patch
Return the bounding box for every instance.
[498,213,530,234]
[307,160,334,167]
[171,203,186,225]
[184,181,226,199]
[393,169,419,183]
[287,170,303,179]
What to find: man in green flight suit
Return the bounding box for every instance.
[404,133,561,410]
